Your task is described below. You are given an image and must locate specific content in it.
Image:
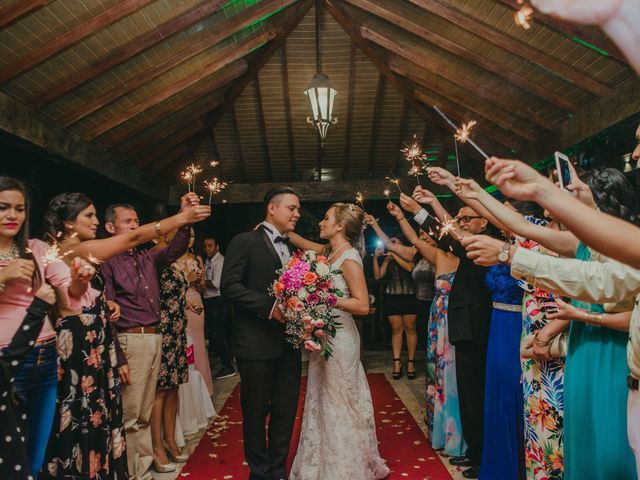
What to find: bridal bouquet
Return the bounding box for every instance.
[270,250,343,359]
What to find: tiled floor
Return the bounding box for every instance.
[153,350,464,480]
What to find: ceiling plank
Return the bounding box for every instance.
[414,89,522,152]
[134,119,206,169]
[280,44,297,180]
[389,61,550,130]
[495,0,626,63]
[0,0,53,29]
[61,29,276,127]
[229,105,248,182]
[82,58,253,141]
[254,77,273,182]
[403,0,612,97]
[27,0,226,108]
[146,144,190,176]
[393,99,409,173]
[342,40,357,180]
[360,25,578,112]
[0,0,156,85]
[367,73,385,177]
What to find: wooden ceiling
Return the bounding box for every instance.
[0,0,637,194]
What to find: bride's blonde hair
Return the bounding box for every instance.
[326,203,366,257]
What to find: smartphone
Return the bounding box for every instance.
[554,151,572,191]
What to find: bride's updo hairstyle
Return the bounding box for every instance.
[43,192,93,242]
[329,202,366,257]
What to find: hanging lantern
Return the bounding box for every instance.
[305,73,337,147]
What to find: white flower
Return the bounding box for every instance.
[315,263,330,276]
[305,250,317,261]
[297,288,309,300]
[57,330,73,361]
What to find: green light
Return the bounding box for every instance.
[571,36,610,57]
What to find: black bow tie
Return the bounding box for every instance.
[274,235,289,244]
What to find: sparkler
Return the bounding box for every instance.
[210,160,220,167]
[385,175,403,195]
[383,189,391,201]
[432,105,489,162]
[203,178,228,206]
[437,215,463,241]
[401,135,427,164]
[181,163,203,192]
[355,192,367,213]
[455,120,477,144]
[41,242,73,267]
[514,1,534,29]
[408,164,424,187]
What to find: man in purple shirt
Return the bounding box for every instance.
[102,195,200,480]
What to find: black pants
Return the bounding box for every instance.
[236,347,301,480]
[203,296,232,369]
[454,339,487,466]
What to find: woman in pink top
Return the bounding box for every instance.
[0,177,94,476]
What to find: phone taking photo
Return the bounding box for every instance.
[554,151,573,191]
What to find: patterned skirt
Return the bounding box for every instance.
[157,312,188,390]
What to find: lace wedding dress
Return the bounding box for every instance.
[290,248,390,480]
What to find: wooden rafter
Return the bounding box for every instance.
[342,40,357,180]
[414,89,521,152]
[254,77,273,182]
[83,57,253,141]
[280,44,297,180]
[0,0,53,29]
[0,0,156,85]
[62,29,276,127]
[495,0,626,63]
[360,25,578,112]
[27,0,226,108]
[134,119,206,169]
[146,145,189,176]
[230,106,248,182]
[389,61,550,130]
[404,0,612,97]
[367,73,385,177]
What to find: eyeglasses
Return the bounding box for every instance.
[458,215,483,224]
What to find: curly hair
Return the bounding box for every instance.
[587,168,640,225]
[43,192,93,242]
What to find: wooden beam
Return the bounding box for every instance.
[27,0,226,108]
[62,29,275,127]
[134,119,206,169]
[83,60,250,141]
[0,0,53,29]
[342,41,357,180]
[169,178,452,204]
[253,77,273,182]
[229,106,248,182]
[389,61,551,130]
[414,89,521,152]
[495,0,626,63]
[0,91,166,199]
[0,0,156,85]
[146,145,189,176]
[315,0,322,182]
[402,0,612,97]
[368,73,385,177]
[360,25,578,112]
[280,44,297,180]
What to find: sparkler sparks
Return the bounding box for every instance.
[385,176,403,195]
[401,135,427,164]
[514,1,534,29]
[203,178,228,206]
[355,192,367,213]
[41,243,73,267]
[210,160,220,167]
[180,163,203,192]
[383,189,391,201]
[454,120,477,144]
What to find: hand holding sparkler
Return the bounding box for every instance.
[484,157,543,202]
[35,282,56,305]
[412,186,437,206]
[399,192,425,215]
[180,201,212,225]
[427,166,456,188]
[385,175,404,195]
[363,213,377,226]
[454,177,483,200]
[180,193,201,211]
[0,258,35,285]
[70,257,96,283]
[386,202,405,221]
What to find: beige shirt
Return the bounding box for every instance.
[511,247,640,379]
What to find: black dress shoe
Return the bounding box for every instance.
[462,466,480,479]
[449,456,473,467]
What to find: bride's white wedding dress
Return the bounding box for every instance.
[290,248,390,480]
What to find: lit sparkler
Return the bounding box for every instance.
[86,253,102,265]
[385,175,403,195]
[383,189,391,201]
[401,135,427,164]
[437,215,463,241]
[432,105,489,162]
[210,160,220,167]
[355,192,367,213]
[455,120,477,144]
[203,178,228,206]
[41,243,73,267]
[181,163,203,192]
[514,1,534,29]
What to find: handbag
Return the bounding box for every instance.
[520,331,568,359]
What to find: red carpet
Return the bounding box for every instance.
[181,373,451,479]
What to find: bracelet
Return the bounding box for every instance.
[585,311,603,327]
[154,221,162,237]
[533,332,551,347]
[397,216,405,221]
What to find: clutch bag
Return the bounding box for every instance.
[520,331,568,359]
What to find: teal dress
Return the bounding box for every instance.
[564,243,636,479]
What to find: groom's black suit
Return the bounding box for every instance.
[221,225,301,480]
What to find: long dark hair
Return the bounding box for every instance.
[0,176,41,286]
[587,168,640,225]
[43,193,93,242]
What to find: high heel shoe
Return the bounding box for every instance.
[152,460,177,473]
[392,358,403,380]
[407,359,416,380]
[164,440,190,463]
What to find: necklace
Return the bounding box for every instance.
[0,241,20,262]
[327,242,350,262]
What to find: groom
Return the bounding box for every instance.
[221,186,302,480]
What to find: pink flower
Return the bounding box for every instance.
[315,329,325,338]
[306,293,320,305]
[304,340,322,352]
[311,319,325,328]
[302,315,312,324]
[326,294,337,307]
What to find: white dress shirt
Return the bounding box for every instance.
[203,251,224,299]
[261,221,291,266]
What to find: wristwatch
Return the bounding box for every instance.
[498,241,512,263]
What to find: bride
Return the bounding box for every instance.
[287,203,390,480]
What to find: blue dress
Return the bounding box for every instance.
[563,244,636,479]
[480,263,525,480]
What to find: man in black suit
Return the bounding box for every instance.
[220,187,302,480]
[400,194,492,479]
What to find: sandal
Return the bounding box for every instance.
[392,358,403,380]
[407,359,416,380]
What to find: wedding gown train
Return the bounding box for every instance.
[290,248,390,480]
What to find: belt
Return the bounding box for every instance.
[493,302,522,312]
[119,326,159,334]
[628,375,639,391]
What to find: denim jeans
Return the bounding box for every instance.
[13,342,58,476]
